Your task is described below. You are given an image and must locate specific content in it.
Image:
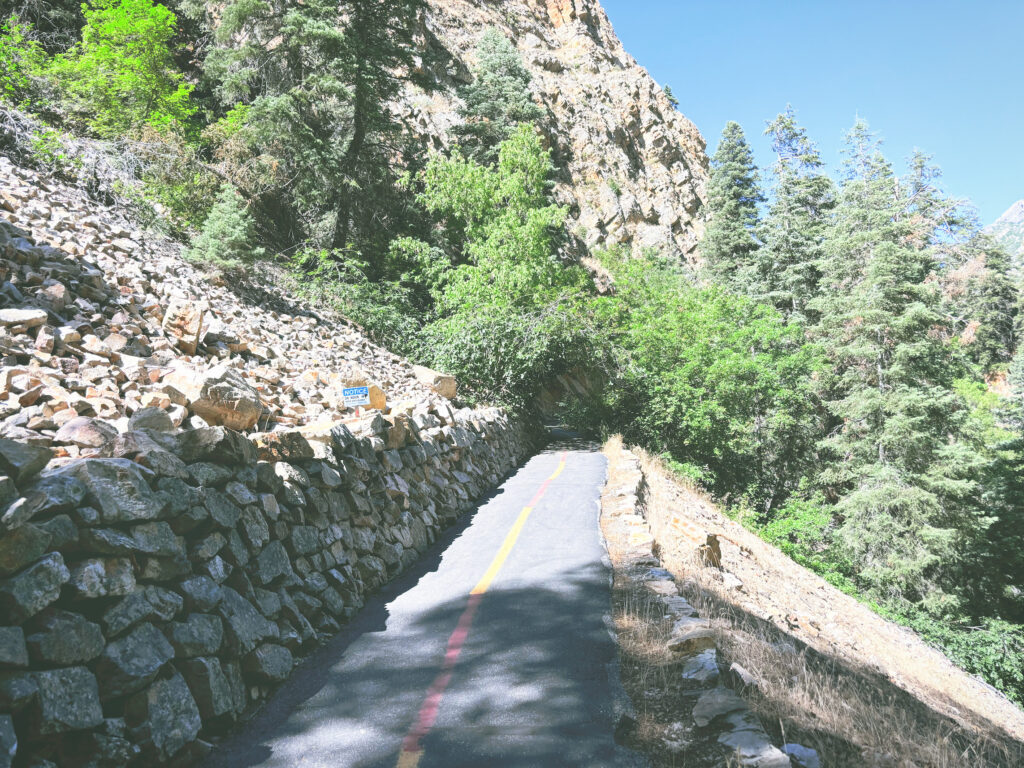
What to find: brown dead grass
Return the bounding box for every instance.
[616,435,1024,768]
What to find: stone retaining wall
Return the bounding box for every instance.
[0,405,530,766]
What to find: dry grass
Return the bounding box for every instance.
[620,438,1024,768]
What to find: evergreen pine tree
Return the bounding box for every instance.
[453,28,543,164]
[699,121,763,291]
[758,107,835,323]
[969,242,1018,371]
[198,0,427,255]
[187,184,264,270]
[816,121,987,612]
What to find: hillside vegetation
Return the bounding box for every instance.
[3,0,1024,718]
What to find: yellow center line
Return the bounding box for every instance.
[395,453,568,768]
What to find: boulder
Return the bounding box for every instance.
[161,299,205,355]
[0,309,47,328]
[0,628,27,668]
[0,438,51,483]
[180,656,236,721]
[243,643,293,683]
[67,557,136,599]
[177,575,224,613]
[25,610,104,665]
[29,666,104,735]
[103,586,183,637]
[412,365,457,399]
[95,623,175,701]
[186,366,264,431]
[680,648,720,687]
[0,524,51,577]
[54,416,118,451]
[128,407,175,433]
[42,459,164,523]
[0,715,13,768]
[176,426,257,465]
[125,671,201,760]
[217,587,277,654]
[162,613,223,658]
[0,553,70,623]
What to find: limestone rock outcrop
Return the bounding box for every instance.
[408,0,708,261]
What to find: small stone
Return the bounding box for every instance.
[667,622,716,656]
[67,557,135,598]
[29,666,104,735]
[692,687,747,727]
[680,648,720,687]
[25,610,104,665]
[0,628,27,668]
[204,488,242,529]
[95,623,175,701]
[782,744,820,768]
[161,299,205,355]
[0,553,70,623]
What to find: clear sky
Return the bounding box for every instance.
[600,0,1024,225]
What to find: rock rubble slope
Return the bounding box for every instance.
[412,0,708,261]
[0,156,533,766]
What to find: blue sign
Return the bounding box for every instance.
[343,386,371,407]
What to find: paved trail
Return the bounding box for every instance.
[202,441,641,768]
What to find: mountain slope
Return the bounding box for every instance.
[408,0,708,261]
[987,200,1024,258]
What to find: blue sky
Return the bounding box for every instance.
[601,0,1024,225]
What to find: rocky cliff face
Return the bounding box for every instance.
[408,0,708,262]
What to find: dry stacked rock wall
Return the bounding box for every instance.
[0,157,533,766]
[412,0,708,261]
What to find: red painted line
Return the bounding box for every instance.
[398,452,568,762]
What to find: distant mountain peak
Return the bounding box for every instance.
[986,200,1024,257]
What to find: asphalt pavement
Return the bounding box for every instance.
[201,439,640,768]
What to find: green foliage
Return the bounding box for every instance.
[595,249,822,510]
[290,247,425,351]
[758,107,835,322]
[47,0,194,138]
[200,0,427,253]
[0,14,44,104]
[453,28,544,164]
[419,125,596,408]
[186,184,264,271]
[700,121,763,290]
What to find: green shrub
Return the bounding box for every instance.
[186,185,263,271]
[47,0,194,137]
[0,14,44,105]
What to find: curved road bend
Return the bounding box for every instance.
[201,440,642,768]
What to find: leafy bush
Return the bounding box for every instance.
[186,185,263,271]
[594,249,822,511]
[0,15,44,105]
[290,246,425,353]
[418,124,598,408]
[47,0,194,137]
